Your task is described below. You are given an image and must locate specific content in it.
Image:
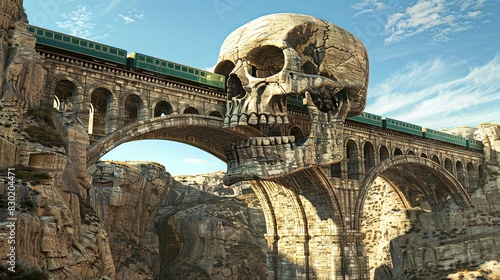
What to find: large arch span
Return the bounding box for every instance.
[354,155,472,230]
[86,115,263,167]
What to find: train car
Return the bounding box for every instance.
[348,112,383,127]
[383,117,423,137]
[28,25,128,66]
[423,128,467,146]
[127,52,225,89]
[287,95,305,110]
[466,138,483,150]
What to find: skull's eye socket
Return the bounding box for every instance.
[214,60,236,78]
[246,45,284,78]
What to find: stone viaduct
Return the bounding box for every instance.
[37,44,484,279]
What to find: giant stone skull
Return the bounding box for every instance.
[215,14,368,185]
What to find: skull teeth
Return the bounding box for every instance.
[229,136,296,149]
[224,114,289,127]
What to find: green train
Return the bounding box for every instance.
[28,25,485,151]
[347,112,482,151]
[28,25,226,89]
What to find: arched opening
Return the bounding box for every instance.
[331,162,341,178]
[290,127,304,143]
[456,161,466,187]
[432,155,440,164]
[124,94,143,125]
[90,88,113,136]
[183,107,199,114]
[379,145,389,162]
[394,148,403,156]
[360,157,471,279]
[154,101,173,117]
[209,111,223,118]
[420,153,427,158]
[407,150,415,156]
[444,158,453,174]
[54,80,77,111]
[88,103,94,134]
[347,140,360,180]
[467,163,478,193]
[364,142,375,172]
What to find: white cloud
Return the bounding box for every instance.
[352,0,389,16]
[56,6,95,39]
[366,54,500,128]
[117,8,145,24]
[383,0,489,44]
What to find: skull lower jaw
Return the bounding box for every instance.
[223,102,345,185]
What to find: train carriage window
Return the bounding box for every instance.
[37,29,44,36]
[175,65,180,70]
[155,60,160,65]
[195,70,199,75]
[81,41,88,47]
[161,62,167,67]
[46,31,54,38]
[146,57,153,63]
[110,49,117,55]
[103,46,108,52]
[182,66,187,72]
[188,69,194,74]
[96,45,101,51]
[72,38,79,44]
[54,34,62,40]
[201,72,206,76]
[119,50,125,56]
[89,43,94,48]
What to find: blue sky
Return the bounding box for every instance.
[24,0,499,175]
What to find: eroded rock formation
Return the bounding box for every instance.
[89,161,170,280]
[156,177,267,279]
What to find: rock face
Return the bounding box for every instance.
[0,109,115,279]
[156,178,267,279]
[89,161,170,280]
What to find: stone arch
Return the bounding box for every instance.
[394,148,403,156]
[90,87,113,136]
[123,94,144,125]
[432,155,440,164]
[54,80,78,111]
[444,158,453,174]
[363,141,375,172]
[379,145,389,162]
[87,115,263,166]
[250,168,345,278]
[183,107,199,114]
[347,140,360,179]
[467,162,478,193]
[290,127,304,143]
[407,150,415,156]
[355,155,472,229]
[420,153,427,158]
[208,111,223,118]
[154,101,173,117]
[456,160,466,187]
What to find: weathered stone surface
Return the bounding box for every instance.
[156,178,267,280]
[89,161,170,280]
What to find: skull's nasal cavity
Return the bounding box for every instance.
[227,74,246,99]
